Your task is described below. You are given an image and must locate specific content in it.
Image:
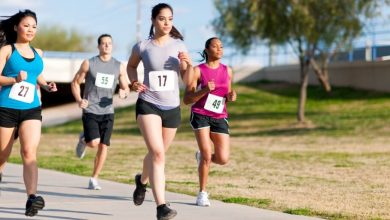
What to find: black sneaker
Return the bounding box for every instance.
[157,204,177,220]
[133,174,147,206]
[25,194,45,217]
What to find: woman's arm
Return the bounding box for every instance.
[0,45,18,86]
[183,66,215,105]
[127,49,146,92]
[226,66,236,102]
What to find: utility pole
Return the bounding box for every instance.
[136,0,141,42]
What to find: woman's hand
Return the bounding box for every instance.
[131,81,147,93]
[16,70,27,82]
[227,90,237,102]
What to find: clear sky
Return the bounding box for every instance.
[1,0,217,60]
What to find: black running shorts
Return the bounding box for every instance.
[135,98,181,128]
[0,107,42,127]
[190,112,229,134]
[82,113,114,146]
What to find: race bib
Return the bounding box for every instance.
[95,72,115,89]
[149,70,175,91]
[204,93,225,114]
[9,81,35,103]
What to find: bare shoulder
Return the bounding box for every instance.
[34,48,43,57]
[0,45,12,57]
[226,65,233,77]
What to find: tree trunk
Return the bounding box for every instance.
[297,58,310,122]
[310,58,331,92]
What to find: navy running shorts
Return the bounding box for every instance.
[190,112,229,134]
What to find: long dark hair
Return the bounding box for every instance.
[199,37,219,62]
[0,9,37,48]
[148,3,183,40]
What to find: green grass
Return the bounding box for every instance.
[15,81,390,220]
[222,197,272,208]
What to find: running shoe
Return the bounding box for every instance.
[133,174,147,206]
[88,178,102,190]
[196,191,211,207]
[75,132,87,159]
[156,203,177,220]
[25,194,45,217]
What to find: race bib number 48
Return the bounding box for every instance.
[149,70,175,91]
[95,72,115,89]
[9,81,35,103]
[204,93,225,114]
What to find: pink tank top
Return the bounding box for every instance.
[191,63,229,118]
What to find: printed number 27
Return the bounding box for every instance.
[18,86,29,97]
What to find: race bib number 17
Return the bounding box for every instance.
[204,93,225,114]
[9,81,35,103]
[149,70,175,91]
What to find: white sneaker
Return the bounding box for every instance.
[195,151,201,167]
[88,178,102,190]
[196,191,211,207]
[76,132,87,159]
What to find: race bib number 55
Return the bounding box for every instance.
[149,70,175,91]
[204,93,225,114]
[95,72,115,89]
[9,81,35,103]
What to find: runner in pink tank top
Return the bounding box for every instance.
[184,37,237,207]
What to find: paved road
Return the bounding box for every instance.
[0,164,323,220]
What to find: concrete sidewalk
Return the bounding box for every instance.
[0,164,323,220]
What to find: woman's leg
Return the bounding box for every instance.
[210,132,230,165]
[137,114,177,205]
[18,120,41,196]
[194,128,213,192]
[0,127,16,173]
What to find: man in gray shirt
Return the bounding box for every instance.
[71,34,129,190]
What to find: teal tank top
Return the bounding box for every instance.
[0,45,43,109]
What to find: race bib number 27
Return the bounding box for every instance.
[9,81,35,103]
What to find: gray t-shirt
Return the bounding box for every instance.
[133,37,187,108]
[83,56,121,115]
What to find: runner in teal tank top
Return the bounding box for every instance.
[0,9,57,217]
